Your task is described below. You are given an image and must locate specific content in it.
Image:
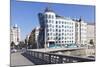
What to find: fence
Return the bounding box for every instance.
[25,50,95,64]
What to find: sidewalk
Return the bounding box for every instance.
[11,52,34,66]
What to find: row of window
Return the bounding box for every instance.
[45,14,54,19]
[55,25,74,28]
[47,32,74,35]
[47,29,74,33]
[55,41,74,43]
[45,20,74,25]
[47,37,74,40]
[46,20,54,23]
[46,24,74,29]
[56,21,73,25]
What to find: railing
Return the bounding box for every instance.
[25,50,95,64]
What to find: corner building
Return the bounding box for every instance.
[38,8,87,48]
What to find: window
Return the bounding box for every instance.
[53,29,55,32]
[56,25,58,28]
[59,26,61,28]
[62,37,64,39]
[59,21,61,24]
[62,41,63,43]
[46,25,48,27]
[65,41,66,43]
[62,25,64,27]
[62,29,64,31]
[56,33,58,35]
[45,14,47,18]
[56,21,58,24]
[48,33,49,36]
[56,37,58,39]
[49,15,51,18]
[46,20,48,23]
[56,29,58,31]
[59,38,61,40]
[62,22,64,24]
[56,41,57,43]
[59,30,61,32]
[47,29,49,32]
[50,33,52,35]
[48,37,49,40]
[49,20,51,23]
[72,41,73,43]
[62,33,64,35]
[50,29,52,31]
[52,15,54,19]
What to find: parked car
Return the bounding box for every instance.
[11,49,17,53]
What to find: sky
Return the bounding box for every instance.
[11,0,95,40]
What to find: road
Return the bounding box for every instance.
[11,52,34,66]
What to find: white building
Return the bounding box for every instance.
[87,23,95,45]
[74,19,87,46]
[10,24,21,45]
[38,7,87,48]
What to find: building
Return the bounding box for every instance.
[38,7,87,48]
[28,27,40,49]
[74,19,87,46]
[35,27,40,48]
[10,24,21,45]
[87,23,96,46]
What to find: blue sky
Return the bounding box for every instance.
[11,0,95,40]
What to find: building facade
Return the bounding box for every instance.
[35,27,40,48]
[28,27,41,49]
[38,7,87,48]
[10,24,21,45]
[87,23,96,46]
[74,19,87,46]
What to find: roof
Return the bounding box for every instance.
[44,7,54,12]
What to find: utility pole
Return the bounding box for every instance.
[44,24,47,50]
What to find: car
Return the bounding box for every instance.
[11,49,17,53]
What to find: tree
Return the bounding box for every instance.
[18,41,25,49]
[28,29,37,49]
[10,41,15,49]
